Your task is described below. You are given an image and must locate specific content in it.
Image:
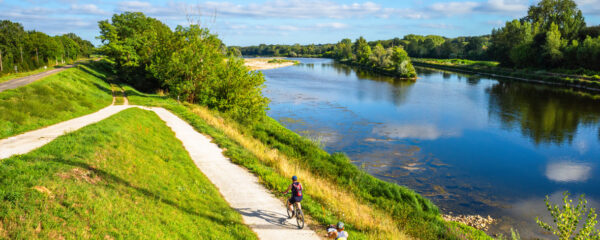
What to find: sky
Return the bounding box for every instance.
[1,0,599,47]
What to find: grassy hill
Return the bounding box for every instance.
[0,108,257,239]
[0,61,113,139]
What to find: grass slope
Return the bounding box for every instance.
[0,61,113,139]
[0,108,257,239]
[123,86,491,240]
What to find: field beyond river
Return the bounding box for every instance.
[261,58,600,238]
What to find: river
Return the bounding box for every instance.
[260,58,600,238]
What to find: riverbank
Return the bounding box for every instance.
[123,85,492,239]
[244,58,298,71]
[412,58,600,92]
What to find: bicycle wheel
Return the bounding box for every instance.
[296,207,305,229]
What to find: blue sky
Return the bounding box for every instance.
[1,0,599,46]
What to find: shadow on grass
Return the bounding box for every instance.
[38,156,234,227]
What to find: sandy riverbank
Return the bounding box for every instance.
[244,58,297,71]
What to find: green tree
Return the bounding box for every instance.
[577,36,600,70]
[390,46,416,78]
[523,0,585,40]
[369,43,390,68]
[490,20,536,66]
[543,23,564,66]
[98,12,172,91]
[353,36,371,64]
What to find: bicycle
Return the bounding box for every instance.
[287,200,305,229]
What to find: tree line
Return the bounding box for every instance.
[236,35,490,61]
[0,20,94,75]
[237,0,600,72]
[489,0,600,70]
[98,12,268,123]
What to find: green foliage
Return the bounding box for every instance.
[490,0,600,70]
[353,36,372,64]
[99,13,268,123]
[0,108,257,239]
[577,36,600,70]
[337,37,416,78]
[536,192,600,240]
[543,23,565,66]
[98,12,172,91]
[523,0,585,40]
[0,20,92,76]
[391,46,416,78]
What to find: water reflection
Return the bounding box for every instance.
[487,81,600,145]
[262,58,600,238]
[373,124,461,140]
[545,161,592,182]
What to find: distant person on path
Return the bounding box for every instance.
[282,175,303,217]
[335,222,348,240]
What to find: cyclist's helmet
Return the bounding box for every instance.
[292,176,298,181]
[337,222,344,229]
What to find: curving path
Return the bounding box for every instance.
[0,64,77,93]
[0,99,320,239]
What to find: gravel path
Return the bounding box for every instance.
[0,64,75,93]
[0,100,320,239]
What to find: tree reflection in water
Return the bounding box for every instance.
[487,81,600,145]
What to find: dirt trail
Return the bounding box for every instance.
[0,101,320,239]
[0,64,76,93]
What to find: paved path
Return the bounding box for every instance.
[0,102,320,239]
[0,64,75,93]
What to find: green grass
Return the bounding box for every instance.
[0,61,113,139]
[267,59,299,64]
[123,85,491,240]
[0,108,257,239]
[415,58,499,68]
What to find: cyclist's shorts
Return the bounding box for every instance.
[289,196,303,204]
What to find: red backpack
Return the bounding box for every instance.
[292,182,302,197]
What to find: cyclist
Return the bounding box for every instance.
[282,175,303,218]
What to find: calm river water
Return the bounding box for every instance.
[261,58,600,238]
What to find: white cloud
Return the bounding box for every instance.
[429,0,528,16]
[118,1,153,10]
[314,22,348,29]
[429,1,480,15]
[419,23,456,29]
[70,4,107,15]
[477,0,529,12]
[545,161,592,182]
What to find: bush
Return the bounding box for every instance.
[536,191,600,240]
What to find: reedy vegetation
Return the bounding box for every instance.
[0,20,94,76]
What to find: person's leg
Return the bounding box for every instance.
[288,198,294,212]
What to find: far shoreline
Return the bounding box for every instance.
[243,57,297,71]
